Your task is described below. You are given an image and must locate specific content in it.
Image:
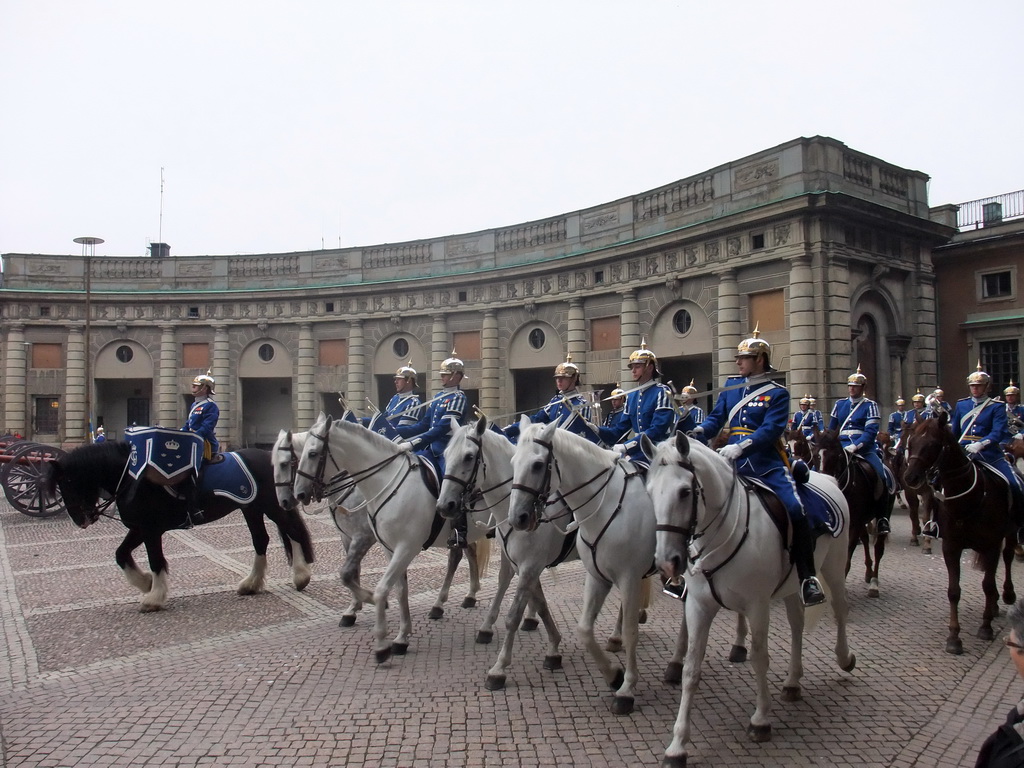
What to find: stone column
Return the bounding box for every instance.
[65,325,87,443]
[715,269,740,381]
[4,325,27,437]
[297,322,315,428]
[481,310,499,414]
[158,325,178,427]
[347,320,366,410]
[913,271,939,389]
[619,290,639,381]
[212,326,231,449]
[824,255,853,401]
[787,255,816,397]
[567,298,586,362]
[432,314,449,395]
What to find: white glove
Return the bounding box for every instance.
[1015,433,1024,442]
[613,444,628,456]
[690,426,704,437]
[718,443,743,461]
[397,441,415,453]
[965,441,984,454]
[844,443,858,455]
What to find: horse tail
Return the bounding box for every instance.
[472,538,492,578]
[277,505,316,566]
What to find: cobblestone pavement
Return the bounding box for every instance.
[0,498,1021,767]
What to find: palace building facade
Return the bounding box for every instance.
[0,135,957,448]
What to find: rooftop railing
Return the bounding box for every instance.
[957,189,1024,230]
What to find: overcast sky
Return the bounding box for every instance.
[2,1,1020,258]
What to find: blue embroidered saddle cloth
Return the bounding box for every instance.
[743,475,844,540]
[126,427,203,482]
[199,454,258,505]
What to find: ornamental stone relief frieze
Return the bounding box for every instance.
[733,158,779,191]
[773,224,791,246]
[727,237,741,257]
[581,207,620,234]
[705,242,720,262]
[177,262,213,278]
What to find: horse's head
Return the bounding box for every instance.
[903,412,952,489]
[41,445,113,528]
[438,417,489,520]
[293,414,332,506]
[647,431,702,582]
[786,429,812,462]
[814,428,846,478]
[507,416,558,532]
[273,428,306,511]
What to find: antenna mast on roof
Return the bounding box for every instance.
[158,167,165,245]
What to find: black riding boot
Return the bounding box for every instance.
[447,511,468,549]
[182,476,206,528]
[791,516,825,606]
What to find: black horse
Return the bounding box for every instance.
[42,440,315,612]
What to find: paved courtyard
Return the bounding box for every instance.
[0,498,1020,767]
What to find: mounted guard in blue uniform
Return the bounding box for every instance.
[597,340,676,469]
[603,386,626,428]
[397,352,468,548]
[1004,381,1024,449]
[691,327,825,606]
[791,394,822,439]
[827,365,897,534]
[364,362,422,438]
[503,353,600,444]
[952,363,1024,527]
[674,380,705,435]
[887,397,909,442]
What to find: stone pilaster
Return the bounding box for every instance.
[432,314,449,394]
[347,320,366,409]
[4,325,27,437]
[787,255,816,397]
[619,290,639,381]
[158,325,178,426]
[212,326,230,449]
[913,271,939,389]
[481,310,499,413]
[65,325,87,443]
[824,255,853,400]
[715,269,740,381]
[297,323,315,428]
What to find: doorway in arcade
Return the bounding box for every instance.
[94,378,152,439]
[241,377,292,449]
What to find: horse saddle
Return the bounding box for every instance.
[741,476,844,543]
[852,455,897,500]
[126,426,204,483]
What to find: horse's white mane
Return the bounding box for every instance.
[521,421,617,468]
[448,420,514,461]
[330,414,402,453]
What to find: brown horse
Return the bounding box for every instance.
[816,428,895,598]
[878,431,938,550]
[903,413,1016,654]
[786,428,819,469]
[1005,438,1024,563]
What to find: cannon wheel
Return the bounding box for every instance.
[1,443,67,518]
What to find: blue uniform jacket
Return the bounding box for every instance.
[183,397,220,455]
[504,389,598,443]
[952,397,1010,465]
[675,405,705,435]
[828,397,881,452]
[598,380,675,462]
[397,387,467,461]
[363,392,422,430]
[791,408,822,438]
[887,410,908,437]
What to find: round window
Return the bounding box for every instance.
[528,328,546,350]
[258,343,275,362]
[673,309,693,336]
[115,345,134,363]
[393,338,410,358]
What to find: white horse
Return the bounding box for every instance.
[506,417,655,715]
[438,416,575,690]
[291,413,490,662]
[646,431,856,768]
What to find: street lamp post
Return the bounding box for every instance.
[74,236,103,442]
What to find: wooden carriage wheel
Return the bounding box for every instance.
[1,443,67,518]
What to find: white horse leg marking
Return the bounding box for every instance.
[478,551,515,643]
[668,596,719,764]
[237,553,268,595]
[289,539,312,591]
[139,569,168,612]
[122,562,153,593]
[745,602,773,738]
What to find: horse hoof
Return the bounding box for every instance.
[611,695,634,715]
[910,537,919,547]
[428,606,444,620]
[1005,592,1018,606]
[375,646,393,664]
[664,661,683,684]
[868,587,880,598]
[139,603,162,613]
[1016,552,1024,564]
[841,653,857,673]
[461,597,476,609]
[392,642,408,656]
[747,723,772,742]
[521,618,539,631]
[609,668,625,690]
[543,654,562,671]
[978,627,995,642]
[662,755,687,768]
[339,615,356,628]
[639,608,648,624]
[782,685,802,702]
[485,674,506,691]
[945,640,964,655]
[728,645,748,663]
[475,630,494,644]
[294,575,311,592]
[605,638,623,653]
